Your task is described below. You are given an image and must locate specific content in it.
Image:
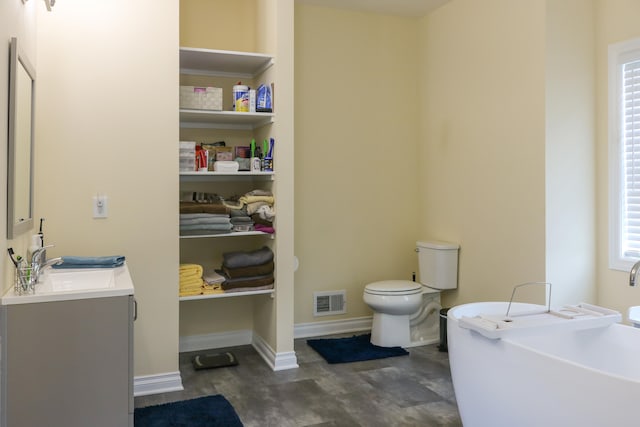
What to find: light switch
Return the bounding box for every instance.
[93,195,108,218]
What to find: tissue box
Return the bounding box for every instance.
[180,86,223,111]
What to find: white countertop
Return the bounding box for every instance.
[1,264,134,305]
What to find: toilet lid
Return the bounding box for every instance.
[365,280,422,295]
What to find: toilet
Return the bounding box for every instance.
[363,240,459,347]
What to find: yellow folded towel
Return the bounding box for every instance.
[179,282,224,297]
[180,263,203,279]
[239,195,274,205]
[180,277,204,288]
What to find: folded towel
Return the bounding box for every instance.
[52,255,125,269]
[255,224,275,234]
[180,213,229,219]
[244,189,273,197]
[180,263,203,279]
[251,213,273,226]
[224,284,274,293]
[255,205,275,221]
[230,217,253,224]
[222,246,274,269]
[180,217,231,226]
[203,269,226,285]
[180,277,204,288]
[179,223,233,232]
[180,202,229,215]
[222,274,274,290]
[222,261,274,279]
[179,282,224,297]
[240,195,275,205]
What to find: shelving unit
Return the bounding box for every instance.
[179,109,274,130]
[178,47,276,303]
[179,288,274,302]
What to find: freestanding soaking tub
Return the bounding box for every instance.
[447,301,639,427]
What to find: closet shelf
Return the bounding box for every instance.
[180,231,274,239]
[180,171,274,182]
[179,47,274,78]
[180,110,274,130]
[179,288,274,301]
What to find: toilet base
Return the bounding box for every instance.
[370,313,411,347]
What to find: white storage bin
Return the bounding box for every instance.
[179,156,195,172]
[180,86,223,111]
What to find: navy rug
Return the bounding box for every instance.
[307,333,409,364]
[134,394,243,427]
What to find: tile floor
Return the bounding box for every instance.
[135,334,462,427]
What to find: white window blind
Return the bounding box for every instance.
[609,37,640,271]
[622,59,640,258]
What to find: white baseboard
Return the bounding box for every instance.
[179,329,252,352]
[252,333,299,371]
[293,316,372,339]
[134,371,183,397]
[178,329,299,371]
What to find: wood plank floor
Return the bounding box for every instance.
[135,334,462,426]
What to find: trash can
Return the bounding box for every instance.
[438,308,450,352]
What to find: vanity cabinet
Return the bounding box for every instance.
[178,48,276,301]
[0,295,135,427]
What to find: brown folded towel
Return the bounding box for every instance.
[180,201,229,215]
[222,261,274,279]
[222,274,274,290]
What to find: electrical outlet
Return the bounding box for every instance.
[93,195,108,218]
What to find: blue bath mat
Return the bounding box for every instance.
[134,394,243,427]
[307,333,409,364]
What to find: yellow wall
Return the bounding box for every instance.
[419,0,547,307]
[180,0,257,52]
[2,0,38,297]
[35,0,180,377]
[545,0,596,306]
[596,0,640,319]
[294,4,422,323]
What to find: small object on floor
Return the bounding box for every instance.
[307,333,409,364]
[134,394,243,427]
[192,351,238,370]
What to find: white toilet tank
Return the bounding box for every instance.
[417,240,459,290]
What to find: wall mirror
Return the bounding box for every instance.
[7,37,35,239]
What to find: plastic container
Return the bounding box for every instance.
[233,84,249,112]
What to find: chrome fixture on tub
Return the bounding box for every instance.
[630,260,640,287]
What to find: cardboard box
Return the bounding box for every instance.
[180,86,223,111]
[215,147,234,161]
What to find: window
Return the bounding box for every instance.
[610,37,640,271]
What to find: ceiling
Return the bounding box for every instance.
[295,0,451,17]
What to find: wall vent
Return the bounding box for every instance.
[313,290,346,317]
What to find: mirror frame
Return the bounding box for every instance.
[7,36,35,239]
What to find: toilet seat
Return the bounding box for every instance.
[364,280,422,296]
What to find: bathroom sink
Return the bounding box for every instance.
[45,269,116,292]
[1,264,133,305]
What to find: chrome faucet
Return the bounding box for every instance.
[630,260,640,287]
[31,245,62,284]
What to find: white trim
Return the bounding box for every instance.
[179,329,252,352]
[294,316,372,339]
[178,329,299,371]
[251,333,299,371]
[133,372,183,397]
